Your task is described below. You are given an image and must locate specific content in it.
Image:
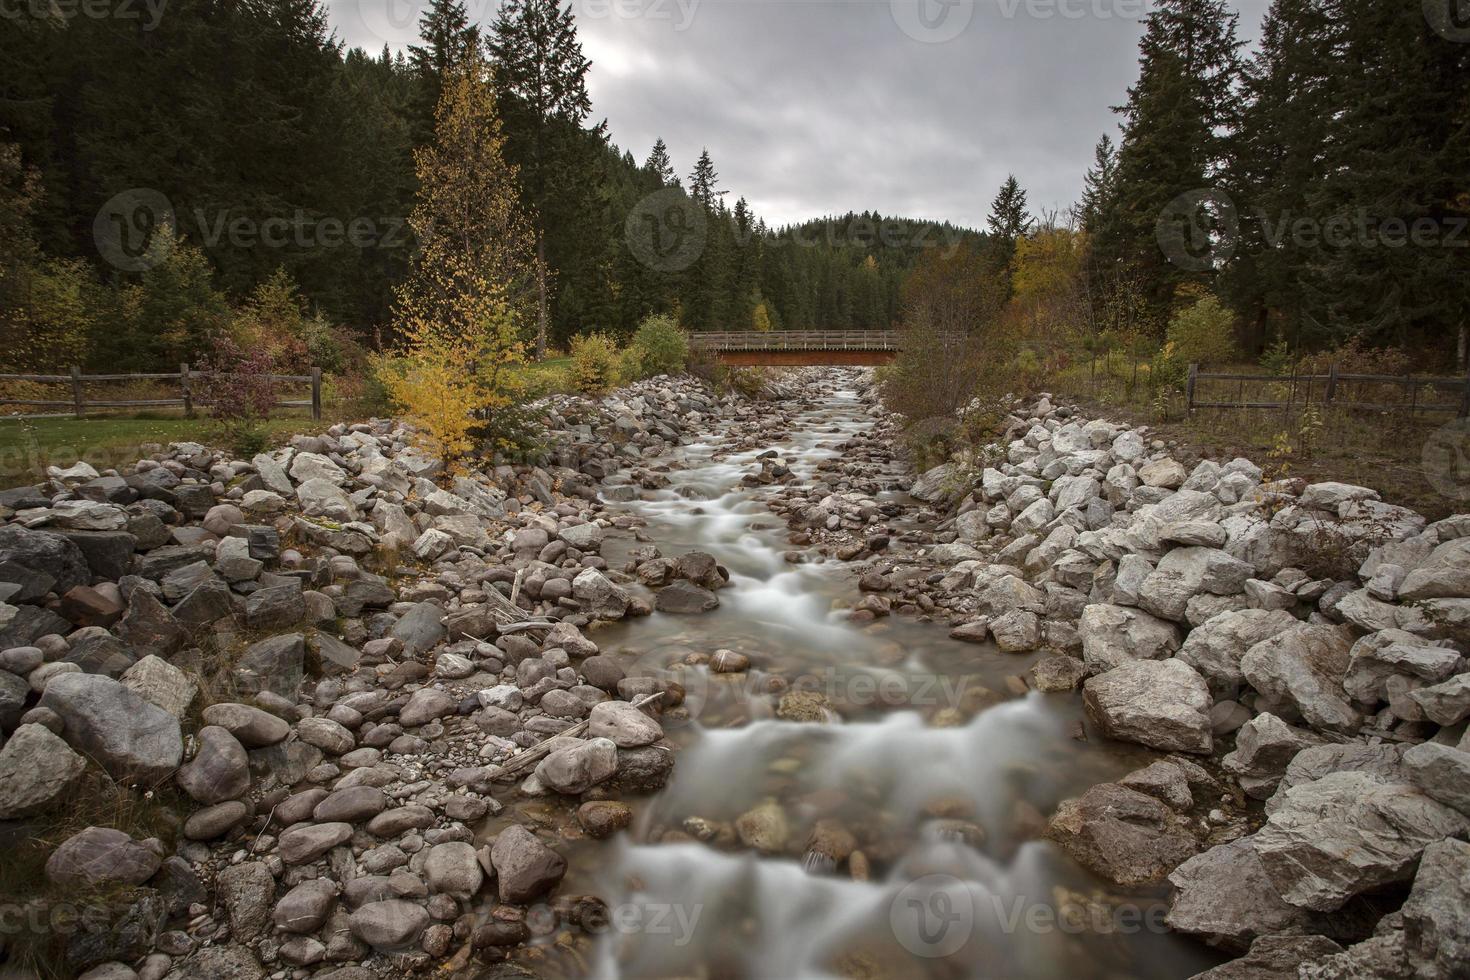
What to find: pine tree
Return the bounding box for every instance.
[1299,0,1470,356]
[1217,0,1334,353]
[1104,0,1244,320]
[407,0,480,146]
[1079,134,1119,234]
[986,175,1033,250]
[487,0,599,356]
[644,139,676,187]
[688,149,723,208]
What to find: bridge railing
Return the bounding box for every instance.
[688,330,899,351]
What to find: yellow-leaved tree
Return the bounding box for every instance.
[376,65,537,474]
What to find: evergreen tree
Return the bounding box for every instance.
[487,0,599,355]
[644,139,676,187]
[987,175,1033,250]
[1217,0,1334,353]
[407,0,481,146]
[1299,0,1469,355]
[688,149,723,208]
[1079,134,1119,234]
[1104,0,1244,320]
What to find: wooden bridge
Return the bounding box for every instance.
[689,330,900,366]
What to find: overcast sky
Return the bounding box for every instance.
[325,0,1271,230]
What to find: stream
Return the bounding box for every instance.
[520,373,1224,979]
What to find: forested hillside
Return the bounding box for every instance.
[0,0,963,372]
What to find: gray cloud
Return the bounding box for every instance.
[326,0,1271,229]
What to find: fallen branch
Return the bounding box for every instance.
[495,691,664,779]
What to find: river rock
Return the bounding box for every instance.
[1176,608,1300,700]
[40,672,182,783]
[577,800,632,838]
[490,825,566,902]
[274,877,338,934]
[1239,623,1360,733]
[0,723,86,818]
[654,580,719,614]
[176,725,250,804]
[217,861,276,942]
[587,700,663,747]
[573,568,630,620]
[45,826,161,888]
[735,800,791,854]
[349,900,428,951]
[313,786,387,823]
[1253,770,1470,911]
[535,737,618,794]
[1221,712,1324,799]
[1402,741,1470,815]
[1166,837,1331,951]
[278,822,354,864]
[1044,782,1198,886]
[424,841,483,899]
[202,702,290,747]
[1078,603,1181,670]
[398,687,457,727]
[1083,658,1212,754]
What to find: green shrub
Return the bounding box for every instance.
[1165,294,1238,367]
[569,332,621,394]
[625,313,688,379]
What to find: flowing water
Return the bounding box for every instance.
[519,378,1223,979]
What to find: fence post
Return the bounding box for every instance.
[1325,363,1338,407]
[1185,363,1198,415]
[69,366,84,419]
[310,367,322,421]
[180,363,193,419]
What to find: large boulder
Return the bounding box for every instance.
[44,827,161,888]
[1176,608,1300,700]
[349,900,428,951]
[654,580,719,614]
[1078,603,1182,671]
[389,602,445,657]
[0,526,90,595]
[40,672,182,784]
[1137,547,1253,622]
[0,723,87,818]
[1221,713,1324,799]
[1240,623,1360,733]
[1341,629,1463,707]
[1398,538,1470,600]
[535,737,618,795]
[1083,658,1213,754]
[1167,837,1337,952]
[1252,770,1470,912]
[1044,782,1199,886]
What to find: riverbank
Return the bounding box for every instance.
[0,366,1463,979]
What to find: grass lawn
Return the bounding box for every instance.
[0,356,580,488]
[0,412,331,487]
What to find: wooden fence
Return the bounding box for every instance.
[1186,363,1470,418]
[0,365,322,420]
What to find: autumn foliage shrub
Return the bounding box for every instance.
[196,334,281,454]
[569,332,622,394]
[625,314,688,379]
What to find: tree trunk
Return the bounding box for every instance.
[1458,324,1467,370]
[536,237,548,360]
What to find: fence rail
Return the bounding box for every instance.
[689,330,900,351]
[1186,363,1470,418]
[0,365,322,420]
